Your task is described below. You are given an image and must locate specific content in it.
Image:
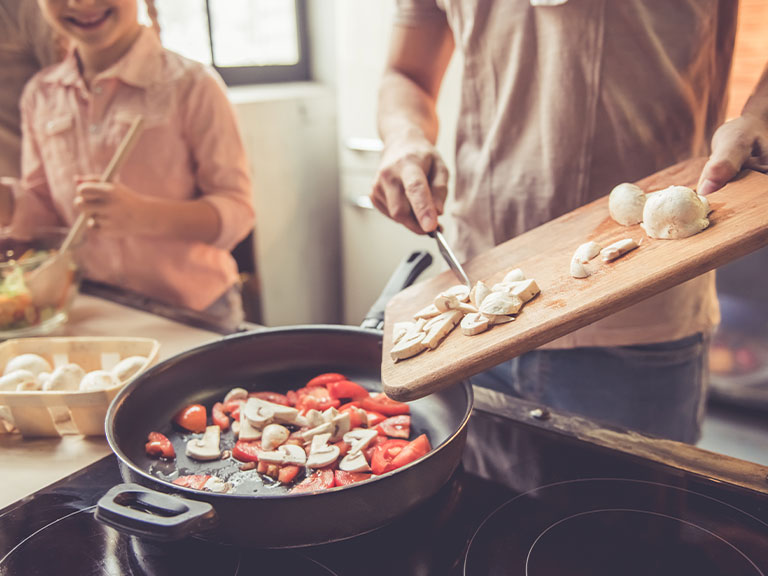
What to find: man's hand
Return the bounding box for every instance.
[75,177,159,236]
[698,114,768,195]
[371,137,449,234]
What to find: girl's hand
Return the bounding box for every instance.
[371,136,449,235]
[75,177,160,236]
[698,114,768,195]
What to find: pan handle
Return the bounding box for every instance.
[360,250,432,331]
[95,483,217,541]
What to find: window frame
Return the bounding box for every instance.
[205,0,310,86]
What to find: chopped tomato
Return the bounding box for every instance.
[172,475,211,490]
[338,402,366,427]
[334,440,351,458]
[390,434,431,470]
[376,415,411,439]
[360,394,410,416]
[295,386,341,412]
[249,391,291,406]
[290,469,335,494]
[334,470,372,486]
[327,380,370,400]
[173,404,207,433]
[145,431,175,459]
[286,390,298,406]
[370,438,409,475]
[232,440,262,463]
[363,410,387,428]
[222,400,243,421]
[306,373,346,387]
[364,435,389,461]
[278,465,301,484]
[257,461,280,479]
[211,402,230,430]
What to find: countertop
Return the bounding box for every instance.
[0,294,229,508]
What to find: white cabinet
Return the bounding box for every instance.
[335,0,462,324]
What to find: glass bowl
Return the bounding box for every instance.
[0,227,81,339]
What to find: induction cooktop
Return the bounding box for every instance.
[2,389,767,576]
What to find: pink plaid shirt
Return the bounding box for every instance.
[16,27,254,311]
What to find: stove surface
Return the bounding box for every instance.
[2,397,767,576]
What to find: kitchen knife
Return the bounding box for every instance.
[429,228,471,290]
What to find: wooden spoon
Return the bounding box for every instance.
[25,116,144,308]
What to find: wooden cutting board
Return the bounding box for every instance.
[381,158,768,401]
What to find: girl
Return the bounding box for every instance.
[14,0,255,328]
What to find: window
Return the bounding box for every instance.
[140,0,309,85]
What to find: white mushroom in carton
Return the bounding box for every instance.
[0,370,38,391]
[4,354,52,378]
[79,369,120,391]
[43,364,85,391]
[111,356,148,382]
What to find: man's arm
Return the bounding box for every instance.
[372,14,455,234]
[698,63,768,194]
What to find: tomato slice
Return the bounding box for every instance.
[327,380,370,400]
[334,470,372,486]
[145,431,175,459]
[290,469,335,494]
[232,440,262,463]
[306,373,346,387]
[249,391,291,406]
[370,439,409,475]
[172,475,211,490]
[222,400,243,421]
[376,415,411,439]
[173,404,207,433]
[211,402,230,430]
[278,465,301,484]
[363,410,387,428]
[295,386,341,412]
[390,434,431,470]
[360,394,410,416]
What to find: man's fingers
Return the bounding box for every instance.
[698,122,754,195]
[400,163,438,232]
[430,157,449,215]
[379,175,424,234]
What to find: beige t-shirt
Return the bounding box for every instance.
[396,0,733,347]
[0,0,58,178]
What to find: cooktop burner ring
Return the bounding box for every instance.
[464,477,768,576]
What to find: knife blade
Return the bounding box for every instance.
[429,228,471,290]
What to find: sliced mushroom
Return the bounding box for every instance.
[186,425,222,461]
[306,433,340,468]
[469,281,491,308]
[257,443,307,466]
[244,397,300,427]
[570,256,590,279]
[573,241,601,263]
[343,428,379,454]
[329,411,351,442]
[502,268,525,283]
[303,409,325,428]
[457,302,478,314]
[301,421,333,442]
[224,387,249,403]
[433,285,470,312]
[479,292,523,316]
[601,238,639,262]
[16,380,41,391]
[412,304,441,320]
[509,278,540,303]
[238,409,261,440]
[442,284,471,302]
[485,313,515,326]
[338,449,371,473]
[461,312,490,336]
[390,331,427,361]
[423,309,462,349]
[203,476,231,493]
[261,423,290,450]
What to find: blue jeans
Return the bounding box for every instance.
[470,333,709,443]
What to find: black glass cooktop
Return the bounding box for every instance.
[2,396,767,576]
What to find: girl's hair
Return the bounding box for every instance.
[145,0,162,36]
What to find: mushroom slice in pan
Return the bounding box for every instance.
[301,421,333,442]
[224,387,248,403]
[343,428,379,454]
[244,397,299,427]
[306,433,340,469]
[338,449,371,473]
[261,423,290,450]
[186,425,222,461]
[257,443,307,466]
[238,409,262,440]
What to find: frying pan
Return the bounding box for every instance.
[96,252,474,548]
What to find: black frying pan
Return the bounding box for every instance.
[96,252,473,548]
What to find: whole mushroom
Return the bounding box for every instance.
[609,182,646,226]
[642,185,710,239]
